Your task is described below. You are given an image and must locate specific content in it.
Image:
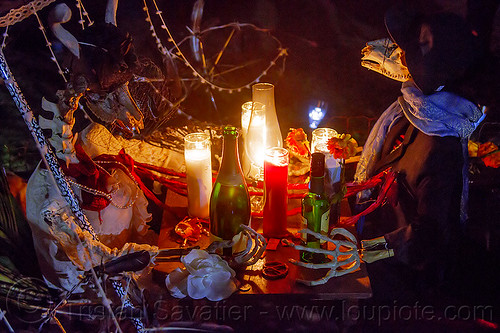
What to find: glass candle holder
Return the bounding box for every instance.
[252,83,283,150]
[311,128,342,197]
[311,128,338,154]
[263,147,289,238]
[184,132,212,219]
[311,128,342,227]
[241,101,266,180]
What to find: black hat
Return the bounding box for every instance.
[384,3,482,95]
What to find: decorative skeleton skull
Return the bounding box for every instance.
[48,2,144,138]
[284,228,360,286]
[85,83,144,135]
[361,38,412,82]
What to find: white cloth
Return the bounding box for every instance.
[26,165,158,292]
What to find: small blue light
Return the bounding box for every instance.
[308,101,327,129]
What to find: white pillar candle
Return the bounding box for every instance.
[184,133,212,219]
[241,101,253,179]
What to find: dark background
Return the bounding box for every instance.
[1,3,499,331]
[0,0,494,175]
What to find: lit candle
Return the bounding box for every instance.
[311,127,341,198]
[263,147,289,238]
[311,127,338,154]
[240,101,253,139]
[241,101,266,180]
[184,133,212,219]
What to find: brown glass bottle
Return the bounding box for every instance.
[300,152,330,263]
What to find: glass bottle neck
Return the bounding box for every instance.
[219,134,242,176]
[309,176,325,195]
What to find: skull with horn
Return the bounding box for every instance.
[48,2,144,138]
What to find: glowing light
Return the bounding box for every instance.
[308,100,328,129]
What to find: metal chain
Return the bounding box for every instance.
[67,159,141,210]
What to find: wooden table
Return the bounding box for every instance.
[153,190,372,301]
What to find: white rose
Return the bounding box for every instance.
[165,249,237,301]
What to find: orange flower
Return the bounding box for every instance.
[483,152,500,168]
[468,140,479,157]
[327,134,358,160]
[477,142,498,157]
[285,128,310,156]
[478,142,500,168]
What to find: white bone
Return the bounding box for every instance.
[49,3,80,58]
[330,227,358,244]
[106,0,119,26]
[40,97,78,163]
[287,227,361,286]
[207,224,267,267]
[234,225,266,266]
[361,38,411,82]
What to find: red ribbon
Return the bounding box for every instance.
[340,169,396,226]
[61,145,174,211]
[62,144,394,221]
[61,145,111,211]
[94,149,168,209]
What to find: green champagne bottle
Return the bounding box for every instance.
[300,152,330,263]
[210,126,251,256]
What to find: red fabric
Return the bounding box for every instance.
[134,161,187,178]
[61,144,111,211]
[61,145,172,211]
[94,149,168,209]
[344,168,389,198]
[134,166,187,197]
[340,169,397,226]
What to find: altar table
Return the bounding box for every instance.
[152,189,372,301]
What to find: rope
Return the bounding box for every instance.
[0,0,57,28]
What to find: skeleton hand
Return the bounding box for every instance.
[360,236,394,263]
[206,224,267,267]
[284,228,361,286]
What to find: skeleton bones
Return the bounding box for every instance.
[205,224,267,267]
[163,225,267,301]
[26,2,159,292]
[284,228,360,286]
[159,224,267,269]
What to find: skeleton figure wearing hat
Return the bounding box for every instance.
[24,1,185,291]
[356,1,498,299]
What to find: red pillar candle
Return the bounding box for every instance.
[263,147,289,238]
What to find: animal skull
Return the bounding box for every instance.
[361,38,412,82]
[85,83,144,135]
